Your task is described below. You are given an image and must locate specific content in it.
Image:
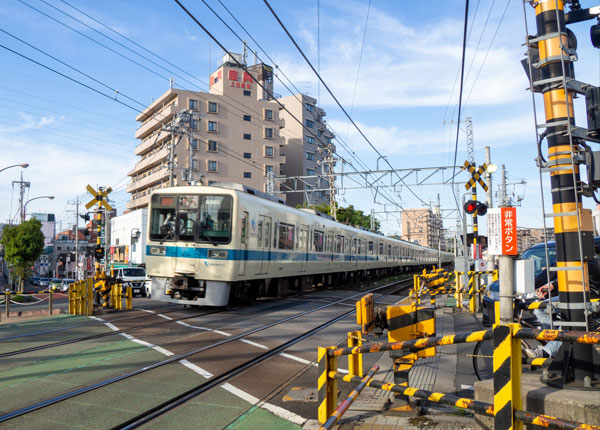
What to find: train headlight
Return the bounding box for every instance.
[208,249,228,259]
[150,246,166,256]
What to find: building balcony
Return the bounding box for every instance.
[135,130,170,156]
[126,194,150,210]
[135,105,177,140]
[128,146,169,176]
[126,169,167,193]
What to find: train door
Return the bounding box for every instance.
[299,225,309,271]
[258,215,272,274]
[238,211,249,276]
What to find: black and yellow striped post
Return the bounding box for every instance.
[493,323,522,430]
[468,271,476,313]
[355,293,374,335]
[126,286,133,310]
[454,271,464,308]
[318,346,338,425]
[347,331,363,378]
[530,0,597,387]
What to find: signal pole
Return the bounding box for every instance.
[527,1,596,388]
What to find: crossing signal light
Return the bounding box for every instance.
[94,245,104,259]
[464,200,487,216]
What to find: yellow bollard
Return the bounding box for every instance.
[492,323,523,430]
[48,290,53,315]
[5,290,10,318]
[87,278,94,316]
[126,286,132,310]
[347,331,363,378]
[317,346,338,425]
[69,284,74,314]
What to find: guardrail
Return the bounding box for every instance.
[317,322,599,429]
[68,277,132,315]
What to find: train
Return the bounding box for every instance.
[145,183,454,306]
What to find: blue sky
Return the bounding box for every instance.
[1,0,599,237]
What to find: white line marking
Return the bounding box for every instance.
[157,314,173,320]
[153,346,174,356]
[132,338,154,348]
[212,330,231,337]
[89,316,104,321]
[279,353,312,365]
[221,383,306,426]
[240,339,268,349]
[179,359,213,378]
[140,309,155,313]
[105,322,119,331]
[120,333,134,340]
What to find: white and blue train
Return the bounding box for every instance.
[146,184,454,306]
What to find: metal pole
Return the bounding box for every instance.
[498,255,514,323]
[75,196,79,281]
[48,290,53,315]
[484,146,493,208]
[5,289,9,318]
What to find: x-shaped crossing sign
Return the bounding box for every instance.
[463,161,489,192]
[85,184,113,211]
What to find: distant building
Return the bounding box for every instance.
[517,227,554,253]
[127,52,334,210]
[401,208,443,249]
[110,209,148,266]
[30,213,56,276]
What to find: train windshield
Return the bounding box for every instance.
[149,194,232,244]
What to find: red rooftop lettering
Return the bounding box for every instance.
[243,72,253,83]
[228,70,239,81]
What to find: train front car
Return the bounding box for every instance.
[146,187,236,306]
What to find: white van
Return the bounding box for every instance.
[112,266,149,297]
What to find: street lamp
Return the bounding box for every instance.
[0,163,28,174]
[23,195,55,222]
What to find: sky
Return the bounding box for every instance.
[1,0,600,238]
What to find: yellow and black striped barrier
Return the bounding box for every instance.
[317,346,338,425]
[347,331,363,378]
[493,324,522,430]
[355,293,374,335]
[318,365,378,430]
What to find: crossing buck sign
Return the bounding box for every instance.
[85,184,112,211]
[463,161,489,192]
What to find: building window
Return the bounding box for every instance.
[306,136,314,145]
[265,146,274,157]
[208,140,217,152]
[318,129,322,137]
[305,119,314,128]
[192,159,198,170]
[326,136,333,144]
[304,102,313,112]
[306,152,315,161]
[307,168,316,176]
[244,152,251,159]
[191,119,198,130]
[208,180,217,186]
[243,90,251,96]
[243,114,251,121]
[244,172,251,178]
[264,127,273,139]
[264,109,273,120]
[208,121,217,132]
[208,101,218,113]
[265,165,273,176]
[189,99,198,110]
[243,133,251,140]
[208,160,217,172]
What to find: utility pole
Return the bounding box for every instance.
[501,164,507,207]
[319,143,337,220]
[75,196,79,281]
[465,118,478,264]
[13,172,30,223]
[484,146,493,208]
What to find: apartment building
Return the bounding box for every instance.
[278,93,336,207]
[400,208,443,249]
[127,54,286,210]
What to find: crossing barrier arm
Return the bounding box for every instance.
[318,365,379,430]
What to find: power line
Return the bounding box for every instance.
[261,0,425,206]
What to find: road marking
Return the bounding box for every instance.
[240,339,269,349]
[120,333,134,340]
[157,314,173,320]
[280,353,313,365]
[221,383,306,426]
[175,320,231,336]
[153,345,174,356]
[179,359,213,378]
[89,316,104,321]
[140,309,155,313]
[105,322,119,331]
[132,338,154,348]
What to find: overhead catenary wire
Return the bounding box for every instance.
[261,0,426,206]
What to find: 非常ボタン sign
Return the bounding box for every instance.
[488,207,517,256]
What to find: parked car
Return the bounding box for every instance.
[27,276,40,286]
[482,238,600,326]
[38,278,49,288]
[60,278,75,292]
[111,267,148,297]
[50,278,62,291]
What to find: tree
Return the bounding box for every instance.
[311,203,381,231]
[1,219,44,293]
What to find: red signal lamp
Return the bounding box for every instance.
[464,200,487,216]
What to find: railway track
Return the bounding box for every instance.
[0,278,411,427]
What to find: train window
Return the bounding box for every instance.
[199,196,233,244]
[278,223,295,250]
[388,244,392,257]
[357,239,362,255]
[368,241,374,256]
[395,246,399,258]
[335,235,344,254]
[241,216,247,245]
[379,243,384,256]
[257,220,263,245]
[327,234,333,253]
[150,194,177,241]
[265,221,271,247]
[352,239,357,255]
[313,230,324,252]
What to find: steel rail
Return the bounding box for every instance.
[0,278,411,424]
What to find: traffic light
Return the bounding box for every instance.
[80,213,90,222]
[464,200,487,216]
[94,245,104,259]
